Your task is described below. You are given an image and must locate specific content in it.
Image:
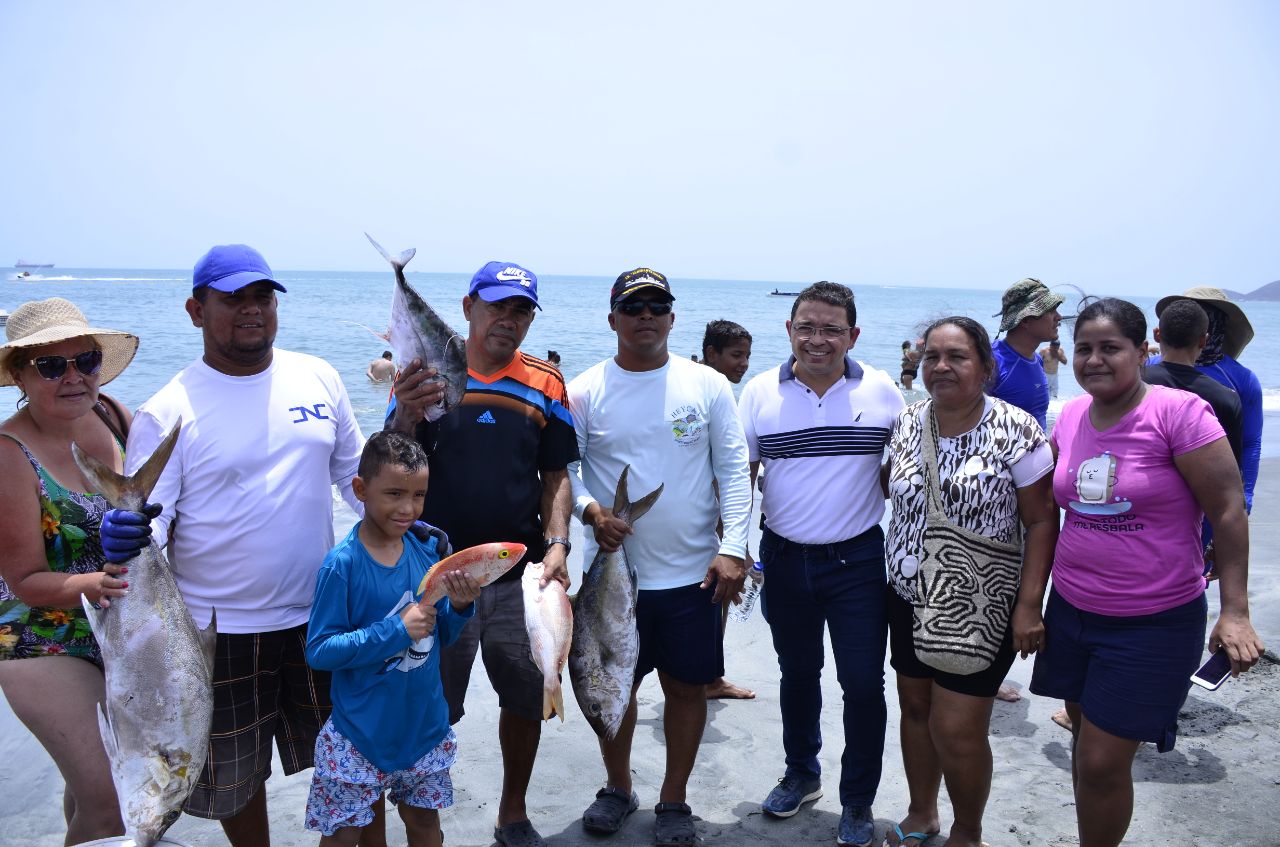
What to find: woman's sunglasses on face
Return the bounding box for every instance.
[615,299,673,317]
[27,349,104,380]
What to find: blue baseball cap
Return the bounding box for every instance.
[192,244,287,294]
[468,261,540,309]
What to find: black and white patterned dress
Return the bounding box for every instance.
[886,397,1051,603]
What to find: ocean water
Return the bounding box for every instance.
[3,269,1280,453]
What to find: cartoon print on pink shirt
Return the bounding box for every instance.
[1068,452,1132,515]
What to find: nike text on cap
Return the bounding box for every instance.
[468,261,540,309]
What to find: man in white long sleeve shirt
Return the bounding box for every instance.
[568,268,751,845]
[124,244,366,847]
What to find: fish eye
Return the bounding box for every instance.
[499,550,510,559]
[590,703,601,715]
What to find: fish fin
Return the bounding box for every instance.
[199,609,218,677]
[79,594,105,637]
[551,682,565,723]
[72,419,182,509]
[611,465,631,514]
[626,482,664,526]
[97,701,119,763]
[365,232,416,271]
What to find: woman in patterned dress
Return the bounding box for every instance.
[0,297,139,844]
[882,316,1058,847]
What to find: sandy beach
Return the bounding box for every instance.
[3,461,1276,847]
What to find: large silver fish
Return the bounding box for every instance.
[568,465,663,739]
[74,421,216,847]
[366,232,468,422]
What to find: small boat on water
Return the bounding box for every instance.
[8,271,45,281]
[14,260,54,269]
[769,288,801,296]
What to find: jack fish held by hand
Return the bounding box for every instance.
[366,232,468,422]
[417,542,527,604]
[522,561,573,721]
[568,465,663,739]
[74,421,216,847]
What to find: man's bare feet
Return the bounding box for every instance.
[1050,707,1073,730]
[706,677,755,699]
[995,681,1021,702]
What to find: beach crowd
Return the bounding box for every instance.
[0,243,1266,847]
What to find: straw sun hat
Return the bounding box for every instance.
[1154,286,1254,360]
[0,297,138,387]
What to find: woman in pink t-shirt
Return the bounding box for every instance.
[1030,298,1263,847]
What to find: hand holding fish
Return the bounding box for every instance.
[436,570,482,611]
[700,553,746,606]
[388,359,447,433]
[78,568,130,608]
[540,545,571,590]
[100,503,162,564]
[400,600,438,641]
[584,503,632,553]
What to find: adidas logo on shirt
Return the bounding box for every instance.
[476,410,497,424]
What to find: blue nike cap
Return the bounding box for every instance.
[468,261,541,309]
[193,244,287,294]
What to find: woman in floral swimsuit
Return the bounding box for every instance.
[0,297,139,844]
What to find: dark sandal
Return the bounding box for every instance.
[654,801,697,847]
[493,819,546,847]
[583,786,640,833]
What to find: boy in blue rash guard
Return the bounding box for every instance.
[305,431,481,847]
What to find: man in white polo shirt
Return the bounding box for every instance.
[738,280,904,847]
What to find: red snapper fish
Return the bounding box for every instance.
[417,542,527,603]
[522,561,573,721]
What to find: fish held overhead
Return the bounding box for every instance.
[73,420,217,847]
[366,232,468,422]
[568,465,663,740]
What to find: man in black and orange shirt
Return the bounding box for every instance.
[387,261,577,847]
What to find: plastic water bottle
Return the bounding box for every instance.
[730,561,764,622]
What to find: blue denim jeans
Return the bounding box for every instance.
[759,524,888,807]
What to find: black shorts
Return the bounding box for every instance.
[635,582,725,686]
[886,585,1016,698]
[184,624,331,819]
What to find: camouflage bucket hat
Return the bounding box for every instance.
[995,278,1065,334]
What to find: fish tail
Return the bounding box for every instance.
[72,419,182,510]
[365,232,416,272]
[611,464,664,527]
[547,679,565,722]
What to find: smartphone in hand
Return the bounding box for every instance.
[1189,650,1232,691]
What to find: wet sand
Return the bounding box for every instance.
[4,461,1277,847]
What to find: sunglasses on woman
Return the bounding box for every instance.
[615,299,673,317]
[27,349,104,380]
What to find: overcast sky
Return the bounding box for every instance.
[2,2,1277,295]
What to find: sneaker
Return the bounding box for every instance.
[836,804,874,846]
[761,772,822,818]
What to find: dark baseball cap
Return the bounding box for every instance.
[610,268,675,308]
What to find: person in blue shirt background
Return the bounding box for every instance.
[305,431,481,847]
[989,278,1064,430]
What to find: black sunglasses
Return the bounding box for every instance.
[28,349,104,380]
[615,300,673,317]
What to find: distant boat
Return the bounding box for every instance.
[8,271,46,281]
[769,288,800,296]
[14,260,54,268]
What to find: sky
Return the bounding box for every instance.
[2,2,1278,295]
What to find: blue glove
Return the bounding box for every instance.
[100,503,162,564]
[408,520,452,557]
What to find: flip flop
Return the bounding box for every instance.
[654,801,697,847]
[886,823,936,846]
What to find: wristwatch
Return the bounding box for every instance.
[544,536,572,555]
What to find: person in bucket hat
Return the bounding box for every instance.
[1154,286,1262,511]
[989,278,1065,430]
[0,297,141,842]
